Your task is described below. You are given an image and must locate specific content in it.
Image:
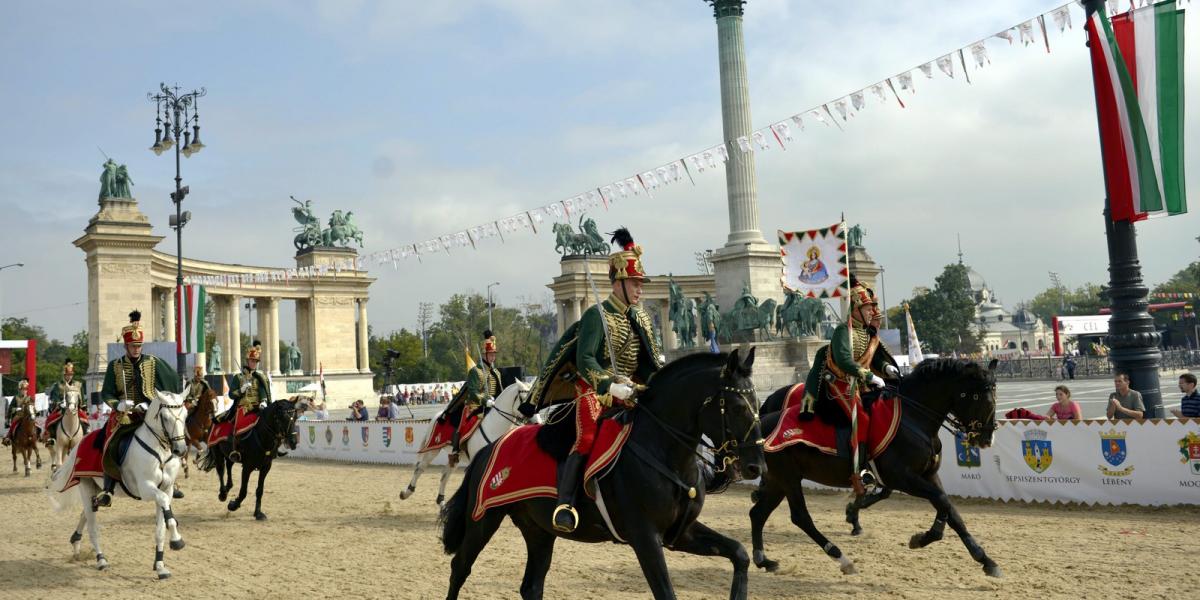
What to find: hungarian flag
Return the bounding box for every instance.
[1085,0,1186,222]
[175,284,207,353]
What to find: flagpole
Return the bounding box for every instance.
[1083,1,1164,417]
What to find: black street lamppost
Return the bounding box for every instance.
[148,83,207,377]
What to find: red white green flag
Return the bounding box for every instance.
[1085,0,1187,222]
[175,284,207,354]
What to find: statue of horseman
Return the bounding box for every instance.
[528,227,664,533]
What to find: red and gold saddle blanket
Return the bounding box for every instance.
[472,419,632,521]
[764,383,902,459]
[45,409,88,430]
[207,408,260,446]
[64,429,106,491]
[418,410,481,454]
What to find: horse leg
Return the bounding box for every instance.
[906,473,1001,577]
[909,508,948,549]
[79,481,107,570]
[445,509,506,600]
[626,529,676,600]
[436,460,455,506]
[153,504,170,579]
[845,486,892,536]
[228,463,252,512]
[148,481,185,551]
[400,451,434,500]
[784,486,856,575]
[514,517,556,600]
[669,520,752,600]
[749,484,786,572]
[253,461,272,520]
[70,510,87,560]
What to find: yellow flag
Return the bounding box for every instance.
[465,346,476,371]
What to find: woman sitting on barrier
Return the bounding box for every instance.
[1046,385,1082,421]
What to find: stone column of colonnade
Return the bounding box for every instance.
[357,298,369,373]
[269,297,281,375]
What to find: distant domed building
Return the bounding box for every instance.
[964,266,1049,353]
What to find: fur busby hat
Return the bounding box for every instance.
[121,310,145,345]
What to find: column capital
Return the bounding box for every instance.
[706,0,745,18]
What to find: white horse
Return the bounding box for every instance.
[51,390,86,472]
[400,380,539,505]
[46,390,189,579]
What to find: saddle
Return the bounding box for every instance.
[472,420,631,521]
[418,407,481,454]
[764,383,902,460]
[207,408,260,446]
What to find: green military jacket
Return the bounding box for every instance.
[101,354,181,407]
[49,377,86,408]
[6,393,34,426]
[804,322,897,400]
[230,370,271,409]
[465,362,502,405]
[530,294,664,407]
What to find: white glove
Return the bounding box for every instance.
[136,401,150,412]
[485,398,495,408]
[868,374,886,389]
[259,401,268,409]
[116,400,132,412]
[240,383,251,393]
[610,383,634,401]
[884,364,900,378]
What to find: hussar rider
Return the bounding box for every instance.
[184,365,212,412]
[3,379,37,446]
[93,310,182,509]
[44,358,89,445]
[445,330,502,464]
[216,340,271,461]
[529,227,663,533]
[799,275,898,495]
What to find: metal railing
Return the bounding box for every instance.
[978,349,1200,380]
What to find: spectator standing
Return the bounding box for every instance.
[376,397,391,420]
[1046,385,1082,421]
[348,400,370,421]
[313,400,330,420]
[1062,354,1077,380]
[1170,373,1200,419]
[1106,373,1145,420]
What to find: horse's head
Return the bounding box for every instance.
[707,347,766,480]
[267,399,301,450]
[65,390,80,412]
[904,358,998,448]
[150,390,189,457]
[490,379,536,423]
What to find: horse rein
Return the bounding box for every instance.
[887,381,996,445]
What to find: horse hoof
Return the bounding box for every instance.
[97,560,109,571]
[985,565,1003,578]
[218,492,228,501]
[839,559,858,575]
[254,512,268,521]
[227,501,240,512]
[399,491,411,500]
[170,539,186,551]
[173,489,184,499]
[908,534,924,549]
[157,571,171,580]
[850,526,862,536]
[435,494,445,505]
[756,559,779,573]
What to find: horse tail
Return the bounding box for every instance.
[45,442,83,512]
[197,445,220,472]
[439,458,478,555]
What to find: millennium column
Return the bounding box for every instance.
[705,0,782,315]
[1103,209,1163,417]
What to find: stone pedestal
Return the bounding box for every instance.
[664,337,826,395]
[848,245,880,292]
[295,247,363,376]
[711,244,784,318]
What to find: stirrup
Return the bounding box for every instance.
[552,504,579,533]
[858,469,876,489]
[229,450,242,463]
[93,491,112,510]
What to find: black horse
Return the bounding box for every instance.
[440,349,766,600]
[199,399,301,521]
[749,358,1002,577]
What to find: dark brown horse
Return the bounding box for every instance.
[9,405,43,476]
[182,388,218,479]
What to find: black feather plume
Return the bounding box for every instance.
[609,227,634,249]
[129,310,141,323]
[482,329,493,339]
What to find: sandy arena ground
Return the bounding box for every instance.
[1,457,1197,599]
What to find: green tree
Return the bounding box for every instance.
[901,264,980,355]
[1154,261,1200,296]
[1027,283,1107,323]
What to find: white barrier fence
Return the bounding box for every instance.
[290,419,450,467]
[285,417,1200,506]
[936,419,1200,505]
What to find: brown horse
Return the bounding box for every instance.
[9,405,43,476]
[182,388,218,479]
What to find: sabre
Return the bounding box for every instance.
[583,258,622,384]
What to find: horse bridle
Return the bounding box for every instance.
[891,380,997,445]
[473,389,534,446]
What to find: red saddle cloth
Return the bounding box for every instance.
[764,383,902,459]
[45,409,89,430]
[207,408,260,446]
[63,429,107,491]
[472,419,632,521]
[418,410,481,454]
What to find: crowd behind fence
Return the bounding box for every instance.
[974,349,1200,379]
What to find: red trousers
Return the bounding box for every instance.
[572,380,605,455]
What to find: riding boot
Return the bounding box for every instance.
[852,443,874,497]
[93,476,116,509]
[552,452,587,533]
[227,409,241,463]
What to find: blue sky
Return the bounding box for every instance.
[2,0,1197,344]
